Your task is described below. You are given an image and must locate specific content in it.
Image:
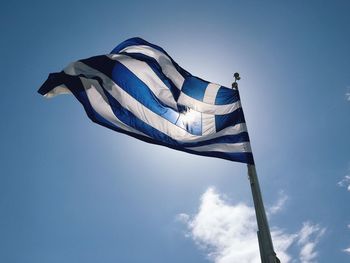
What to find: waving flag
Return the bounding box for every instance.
[38,37,253,164]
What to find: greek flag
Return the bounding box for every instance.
[38,38,253,164]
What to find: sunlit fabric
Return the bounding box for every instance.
[38,38,253,164]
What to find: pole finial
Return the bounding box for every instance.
[232,72,241,89]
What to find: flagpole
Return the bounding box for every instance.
[247,164,279,263]
[233,73,280,263]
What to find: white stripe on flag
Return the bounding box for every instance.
[201,113,216,135]
[119,45,185,90]
[199,123,247,142]
[186,142,252,153]
[80,77,149,137]
[201,83,221,135]
[43,84,72,98]
[203,83,221,104]
[177,91,242,115]
[108,54,178,110]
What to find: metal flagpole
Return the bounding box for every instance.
[247,164,280,263]
[233,73,280,263]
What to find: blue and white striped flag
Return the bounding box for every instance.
[38,38,253,164]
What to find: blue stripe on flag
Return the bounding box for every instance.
[80,55,114,77]
[181,132,250,147]
[81,56,180,124]
[118,52,181,101]
[215,86,240,105]
[112,60,180,124]
[181,76,208,102]
[215,108,246,132]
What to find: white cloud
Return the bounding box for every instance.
[176,213,190,223]
[337,175,350,191]
[180,187,264,263]
[338,168,350,255]
[268,190,288,215]
[271,228,297,263]
[178,187,325,263]
[346,93,350,101]
[298,222,326,263]
[346,87,350,101]
[343,224,350,256]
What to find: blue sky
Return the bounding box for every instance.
[1,0,349,262]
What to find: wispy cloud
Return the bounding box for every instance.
[298,222,326,263]
[178,187,325,263]
[346,87,350,101]
[268,190,288,215]
[337,175,350,191]
[338,167,350,256]
[342,224,350,256]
